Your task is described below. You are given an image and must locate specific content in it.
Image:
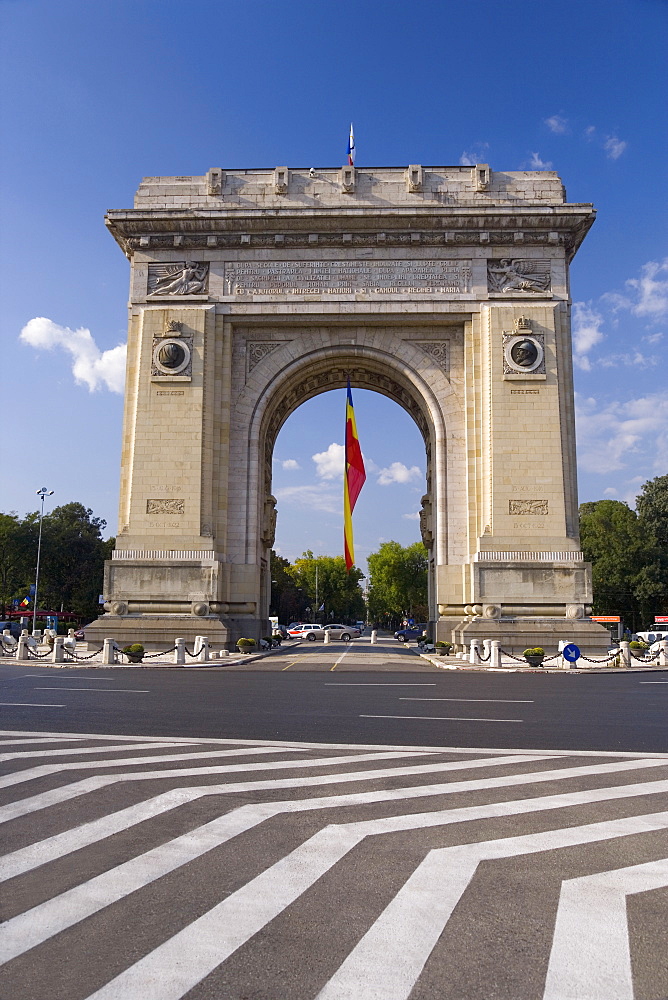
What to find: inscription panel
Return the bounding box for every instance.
[224,260,471,296]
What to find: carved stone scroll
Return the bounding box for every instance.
[146,499,185,515]
[509,499,549,515]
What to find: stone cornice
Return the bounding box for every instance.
[106,206,595,262]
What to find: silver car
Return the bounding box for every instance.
[322,624,361,640]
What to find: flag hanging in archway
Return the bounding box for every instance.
[344,379,366,571]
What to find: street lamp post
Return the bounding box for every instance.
[32,487,54,635]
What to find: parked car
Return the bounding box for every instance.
[394,624,428,642]
[323,624,361,640]
[287,623,324,640]
[73,623,94,640]
[0,621,21,640]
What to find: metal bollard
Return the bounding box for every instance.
[52,636,65,663]
[370,629,377,644]
[659,640,667,668]
[490,640,501,669]
[198,636,209,663]
[323,630,331,644]
[619,641,631,669]
[469,640,481,664]
[174,638,186,666]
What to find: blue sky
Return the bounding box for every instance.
[2,0,666,570]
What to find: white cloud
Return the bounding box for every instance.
[603,487,618,496]
[598,351,659,368]
[281,459,300,470]
[604,258,668,320]
[576,391,668,476]
[273,484,340,515]
[572,302,605,370]
[312,442,344,480]
[377,462,422,486]
[20,317,126,393]
[528,152,553,169]
[402,511,421,520]
[459,142,489,166]
[644,332,664,345]
[584,125,597,140]
[604,135,627,160]
[545,115,568,134]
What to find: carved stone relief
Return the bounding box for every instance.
[488,259,551,294]
[146,499,185,515]
[261,495,277,548]
[503,332,545,374]
[416,342,449,371]
[508,499,549,515]
[147,261,209,296]
[419,494,433,548]
[247,341,288,374]
[151,336,193,377]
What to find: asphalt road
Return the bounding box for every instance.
[1,637,667,752]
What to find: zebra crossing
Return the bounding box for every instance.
[1,729,667,999]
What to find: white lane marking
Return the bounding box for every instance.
[4,773,668,963]
[0,748,420,792]
[0,751,445,824]
[0,703,64,708]
[399,697,533,703]
[361,714,523,722]
[5,752,666,832]
[0,755,550,878]
[0,742,192,763]
[639,681,668,684]
[324,683,437,686]
[33,687,150,693]
[81,808,668,1000]
[315,812,668,1000]
[543,858,668,1000]
[19,676,118,680]
[1,729,666,758]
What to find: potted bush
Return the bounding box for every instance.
[523,646,545,667]
[236,637,256,654]
[122,643,144,663]
[435,641,453,655]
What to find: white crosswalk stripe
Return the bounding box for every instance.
[0,730,667,1000]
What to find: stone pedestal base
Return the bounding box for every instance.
[445,617,610,656]
[83,614,232,653]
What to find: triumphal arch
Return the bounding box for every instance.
[89,163,609,652]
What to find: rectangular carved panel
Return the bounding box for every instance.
[509,499,549,515]
[146,499,185,515]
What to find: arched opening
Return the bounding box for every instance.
[269,388,429,626]
[244,347,450,633]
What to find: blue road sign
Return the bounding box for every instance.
[562,643,581,662]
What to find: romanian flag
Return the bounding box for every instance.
[20,596,30,607]
[347,123,355,166]
[344,380,366,571]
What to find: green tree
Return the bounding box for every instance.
[366,541,428,627]
[288,552,365,623]
[636,475,668,548]
[579,499,665,630]
[269,550,307,623]
[0,513,36,616]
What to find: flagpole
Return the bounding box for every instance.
[32,487,54,635]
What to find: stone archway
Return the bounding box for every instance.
[88,163,610,654]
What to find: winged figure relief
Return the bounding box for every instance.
[487,259,551,293]
[148,261,209,296]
